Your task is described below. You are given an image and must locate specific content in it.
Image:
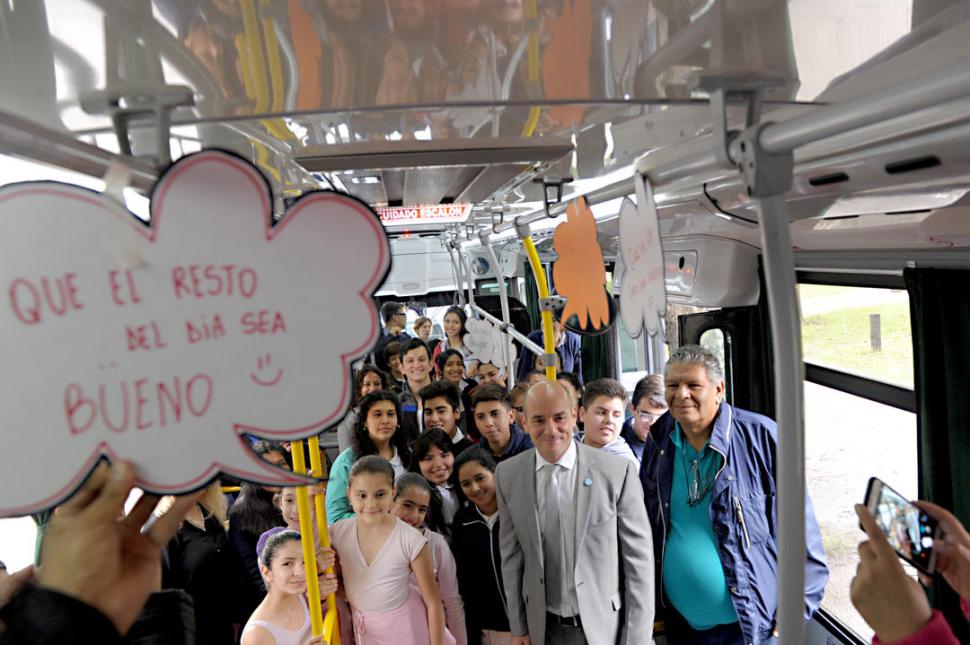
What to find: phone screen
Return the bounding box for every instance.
[871,481,938,571]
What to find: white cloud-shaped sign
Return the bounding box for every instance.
[0,150,390,516]
[619,174,667,339]
[463,317,516,369]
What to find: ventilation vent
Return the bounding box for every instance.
[808,171,849,187]
[885,155,941,175]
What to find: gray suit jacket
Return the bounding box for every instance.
[496,442,655,645]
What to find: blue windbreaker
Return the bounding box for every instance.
[640,402,829,645]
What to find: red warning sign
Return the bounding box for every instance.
[376,204,473,225]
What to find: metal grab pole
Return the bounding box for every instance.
[290,440,325,637]
[757,194,805,644]
[447,241,467,307]
[479,232,516,385]
[470,304,545,360]
[459,249,478,311]
[307,435,341,644]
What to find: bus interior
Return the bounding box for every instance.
[2,0,970,643]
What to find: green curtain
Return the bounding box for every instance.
[523,262,542,332]
[580,319,616,382]
[904,267,970,642]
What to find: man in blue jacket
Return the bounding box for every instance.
[515,315,583,384]
[640,345,828,645]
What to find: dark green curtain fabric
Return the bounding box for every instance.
[580,322,616,382]
[523,263,542,332]
[904,267,970,641]
[756,259,776,420]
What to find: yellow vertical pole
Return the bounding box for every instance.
[522,235,557,382]
[308,435,341,644]
[290,441,324,637]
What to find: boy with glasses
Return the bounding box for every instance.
[620,373,668,463]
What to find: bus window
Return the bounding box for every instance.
[699,328,726,376]
[799,284,914,389]
[805,381,918,641]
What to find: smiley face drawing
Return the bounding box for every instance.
[251,353,283,387]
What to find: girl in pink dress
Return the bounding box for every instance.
[393,473,468,645]
[330,455,449,645]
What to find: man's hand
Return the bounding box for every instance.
[914,501,970,598]
[511,636,531,645]
[35,461,201,635]
[850,504,933,642]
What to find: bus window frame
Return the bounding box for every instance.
[796,270,916,413]
[798,269,917,643]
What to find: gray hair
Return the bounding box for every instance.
[666,344,724,384]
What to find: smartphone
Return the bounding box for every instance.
[864,477,941,574]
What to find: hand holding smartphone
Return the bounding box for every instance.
[863,477,942,575]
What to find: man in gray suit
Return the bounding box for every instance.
[496,380,655,645]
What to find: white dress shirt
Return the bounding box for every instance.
[535,440,580,616]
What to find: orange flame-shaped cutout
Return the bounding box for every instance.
[553,196,609,330]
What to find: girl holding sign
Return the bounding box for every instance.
[330,456,450,645]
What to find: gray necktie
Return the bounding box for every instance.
[542,463,565,609]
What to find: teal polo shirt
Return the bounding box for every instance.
[663,423,738,630]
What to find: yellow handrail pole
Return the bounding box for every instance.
[522,234,557,382]
[291,441,325,637]
[520,0,541,137]
[308,435,341,645]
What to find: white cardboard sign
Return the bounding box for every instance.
[0,150,390,516]
[463,317,516,369]
[619,175,667,339]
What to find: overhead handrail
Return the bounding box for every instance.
[471,303,544,361]
[644,63,970,186]
[478,231,516,386]
[458,248,478,311]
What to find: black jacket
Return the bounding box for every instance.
[163,513,248,645]
[0,585,195,645]
[451,504,509,643]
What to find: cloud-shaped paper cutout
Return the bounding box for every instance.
[552,196,610,331]
[463,317,517,369]
[619,175,666,339]
[0,150,390,516]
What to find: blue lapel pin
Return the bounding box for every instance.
[583,477,593,487]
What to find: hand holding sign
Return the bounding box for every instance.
[619,175,666,339]
[0,150,390,516]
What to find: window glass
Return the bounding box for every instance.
[798,284,913,388]
[699,328,725,372]
[805,381,917,641]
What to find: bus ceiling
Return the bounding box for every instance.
[0,1,968,248]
